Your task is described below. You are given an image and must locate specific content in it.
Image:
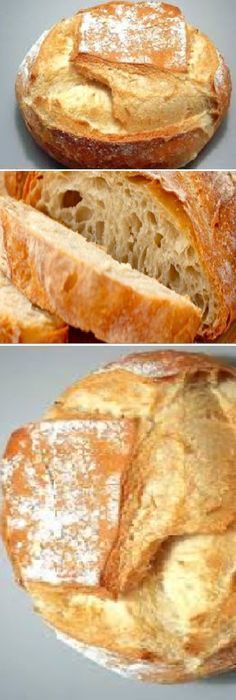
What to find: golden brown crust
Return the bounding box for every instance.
[0,266,68,344]
[15,2,231,169]
[0,317,68,344]
[2,417,138,587]
[0,191,68,344]
[3,172,28,200]
[74,2,189,72]
[141,171,236,340]
[2,350,236,682]
[0,196,200,344]
[15,90,230,171]
[5,170,236,341]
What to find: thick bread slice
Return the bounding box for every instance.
[0,268,68,344]
[5,170,236,340]
[0,197,200,343]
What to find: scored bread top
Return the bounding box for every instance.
[75,2,188,71]
[3,351,236,681]
[4,349,236,595]
[46,350,236,594]
[15,0,231,152]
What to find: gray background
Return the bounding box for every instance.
[0,0,236,169]
[1,344,236,699]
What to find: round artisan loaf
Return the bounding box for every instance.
[2,350,236,683]
[16,1,231,169]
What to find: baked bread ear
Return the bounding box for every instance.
[0,195,200,343]
[15,1,231,169]
[2,351,236,683]
[5,170,236,340]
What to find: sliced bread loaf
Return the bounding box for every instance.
[5,170,236,340]
[0,196,200,343]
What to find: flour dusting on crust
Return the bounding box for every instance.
[3,419,135,586]
[18,30,50,86]
[56,630,159,679]
[77,1,188,71]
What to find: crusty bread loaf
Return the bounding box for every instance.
[5,170,236,340]
[15,1,231,169]
[0,196,200,343]
[2,350,236,683]
[0,269,68,343]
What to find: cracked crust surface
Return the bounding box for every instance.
[15,2,231,168]
[2,351,236,682]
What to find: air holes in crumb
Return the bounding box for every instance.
[185,265,199,281]
[62,190,82,208]
[77,223,86,234]
[155,233,162,247]
[93,177,108,191]
[194,293,205,311]
[76,206,92,223]
[96,221,105,239]
[169,265,180,284]
[147,211,157,226]
[63,272,78,293]
[129,214,142,232]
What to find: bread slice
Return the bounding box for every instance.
[0,269,68,343]
[6,170,236,340]
[0,196,200,343]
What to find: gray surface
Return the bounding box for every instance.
[1,344,236,699]
[0,0,236,169]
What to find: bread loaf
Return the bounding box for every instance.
[0,195,200,343]
[5,170,236,340]
[15,1,231,169]
[2,350,236,683]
